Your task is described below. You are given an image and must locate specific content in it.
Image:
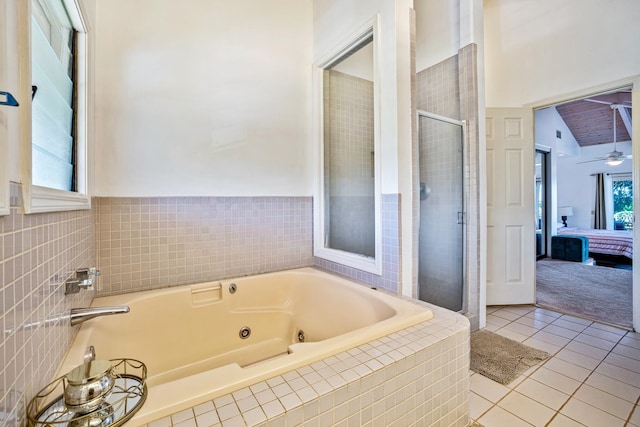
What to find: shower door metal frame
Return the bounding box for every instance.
[417,110,468,314]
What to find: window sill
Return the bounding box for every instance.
[23,184,90,213]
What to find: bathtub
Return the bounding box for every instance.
[56,268,433,425]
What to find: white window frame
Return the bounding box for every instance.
[19,0,89,213]
[0,1,10,215]
[313,16,382,275]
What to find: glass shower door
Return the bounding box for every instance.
[418,112,465,312]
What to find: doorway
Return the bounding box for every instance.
[535,149,550,259]
[417,111,466,312]
[534,88,634,329]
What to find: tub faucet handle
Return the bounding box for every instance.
[77,268,101,279]
[65,278,93,294]
[84,345,96,363]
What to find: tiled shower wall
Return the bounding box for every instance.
[0,184,96,426]
[95,197,313,296]
[415,44,481,330]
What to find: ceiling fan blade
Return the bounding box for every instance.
[576,158,608,164]
[626,154,633,159]
[583,98,612,105]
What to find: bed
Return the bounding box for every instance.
[557,227,633,259]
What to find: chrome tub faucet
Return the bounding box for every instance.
[69,306,130,326]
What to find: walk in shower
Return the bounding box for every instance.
[418,111,466,312]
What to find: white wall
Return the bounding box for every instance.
[557,141,632,229]
[94,0,313,196]
[484,0,640,107]
[535,107,580,156]
[414,0,460,72]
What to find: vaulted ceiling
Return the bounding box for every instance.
[555,91,632,147]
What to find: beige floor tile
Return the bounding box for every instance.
[502,322,538,337]
[619,335,640,350]
[611,343,640,361]
[474,307,636,427]
[494,328,529,343]
[470,373,510,403]
[573,333,617,351]
[560,397,627,427]
[486,306,504,314]
[543,358,591,382]
[552,318,590,332]
[604,352,640,373]
[478,406,533,427]
[525,311,559,324]
[629,405,640,426]
[491,309,523,321]
[543,324,581,340]
[522,337,562,356]
[498,391,555,426]
[483,322,501,332]
[501,306,536,316]
[573,384,635,420]
[585,372,640,403]
[581,326,625,343]
[557,314,592,326]
[595,362,640,387]
[534,308,563,319]
[564,340,610,361]
[554,348,602,370]
[529,367,581,395]
[469,391,493,420]
[486,315,511,328]
[514,378,570,410]
[589,322,627,336]
[514,316,551,330]
[530,330,571,347]
[546,414,586,426]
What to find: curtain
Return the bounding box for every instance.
[594,173,607,229]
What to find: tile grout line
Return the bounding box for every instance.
[543,327,629,426]
[626,394,640,427]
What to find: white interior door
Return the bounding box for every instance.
[486,108,536,305]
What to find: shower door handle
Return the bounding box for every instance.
[457,211,464,225]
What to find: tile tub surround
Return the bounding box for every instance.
[141,301,470,427]
[0,184,96,426]
[96,197,313,296]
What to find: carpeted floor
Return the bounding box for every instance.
[536,259,632,328]
[470,330,549,385]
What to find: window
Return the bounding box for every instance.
[20,0,89,213]
[31,0,76,191]
[612,174,633,230]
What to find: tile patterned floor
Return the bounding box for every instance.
[471,306,640,427]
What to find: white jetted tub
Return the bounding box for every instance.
[56,268,433,424]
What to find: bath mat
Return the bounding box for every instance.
[470,330,549,385]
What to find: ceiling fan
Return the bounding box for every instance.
[577,104,631,166]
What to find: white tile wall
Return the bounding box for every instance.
[96,197,313,296]
[0,184,96,426]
